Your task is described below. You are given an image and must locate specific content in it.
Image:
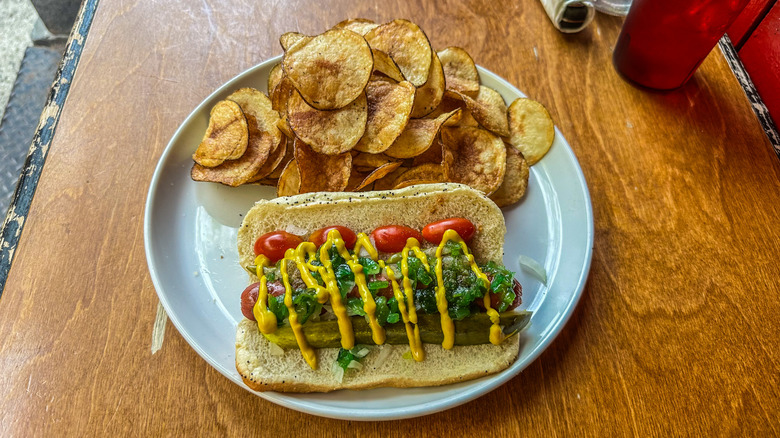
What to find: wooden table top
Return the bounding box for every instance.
[1,0,779,435]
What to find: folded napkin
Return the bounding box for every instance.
[539,0,596,33]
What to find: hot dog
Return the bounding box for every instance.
[235,183,531,392]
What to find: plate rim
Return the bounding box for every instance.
[144,55,594,420]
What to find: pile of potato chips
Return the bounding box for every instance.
[191,18,555,207]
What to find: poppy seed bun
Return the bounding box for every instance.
[237,183,504,271]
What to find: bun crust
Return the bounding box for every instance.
[235,183,518,392]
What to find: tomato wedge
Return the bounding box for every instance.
[309,226,357,249]
[240,282,260,321]
[241,281,285,322]
[371,225,423,253]
[422,217,475,244]
[253,231,303,262]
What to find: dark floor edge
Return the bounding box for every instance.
[0,0,100,298]
[718,35,780,159]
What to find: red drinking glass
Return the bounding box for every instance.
[613,0,750,90]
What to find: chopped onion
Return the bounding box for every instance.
[374,345,393,368]
[347,360,363,370]
[331,361,344,383]
[354,348,370,358]
[518,254,547,285]
[267,342,285,356]
[284,224,309,236]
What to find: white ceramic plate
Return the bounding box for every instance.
[144,55,593,421]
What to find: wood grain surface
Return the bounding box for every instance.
[1,0,779,435]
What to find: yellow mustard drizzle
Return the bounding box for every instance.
[353,233,377,259]
[385,263,425,361]
[400,239,428,326]
[290,242,328,303]
[331,232,385,345]
[253,227,504,369]
[358,232,425,361]
[433,241,455,349]
[317,235,355,350]
[293,243,355,348]
[280,252,317,369]
[435,230,504,346]
[251,255,278,334]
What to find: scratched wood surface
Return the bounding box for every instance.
[1,0,779,435]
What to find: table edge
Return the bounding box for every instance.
[718,34,780,159]
[0,0,100,297]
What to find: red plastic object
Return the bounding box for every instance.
[614,0,752,90]
[738,2,780,125]
[727,0,775,46]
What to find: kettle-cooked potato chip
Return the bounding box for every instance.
[384,109,459,159]
[333,18,379,36]
[348,161,403,191]
[276,159,301,197]
[489,144,530,207]
[346,170,368,191]
[425,92,469,126]
[456,107,479,127]
[507,97,555,165]
[365,19,432,87]
[280,32,310,51]
[351,152,400,169]
[441,126,506,195]
[354,79,415,154]
[267,63,284,95]
[438,47,480,96]
[371,49,405,82]
[191,124,277,187]
[393,163,445,187]
[226,87,282,157]
[283,29,373,110]
[410,51,445,118]
[270,79,296,143]
[455,86,510,137]
[270,76,294,113]
[294,138,352,193]
[412,138,444,166]
[266,137,294,180]
[255,177,278,187]
[192,99,248,167]
[247,134,288,182]
[276,115,294,139]
[373,165,410,191]
[288,90,367,155]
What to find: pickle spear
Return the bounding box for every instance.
[262,311,531,349]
